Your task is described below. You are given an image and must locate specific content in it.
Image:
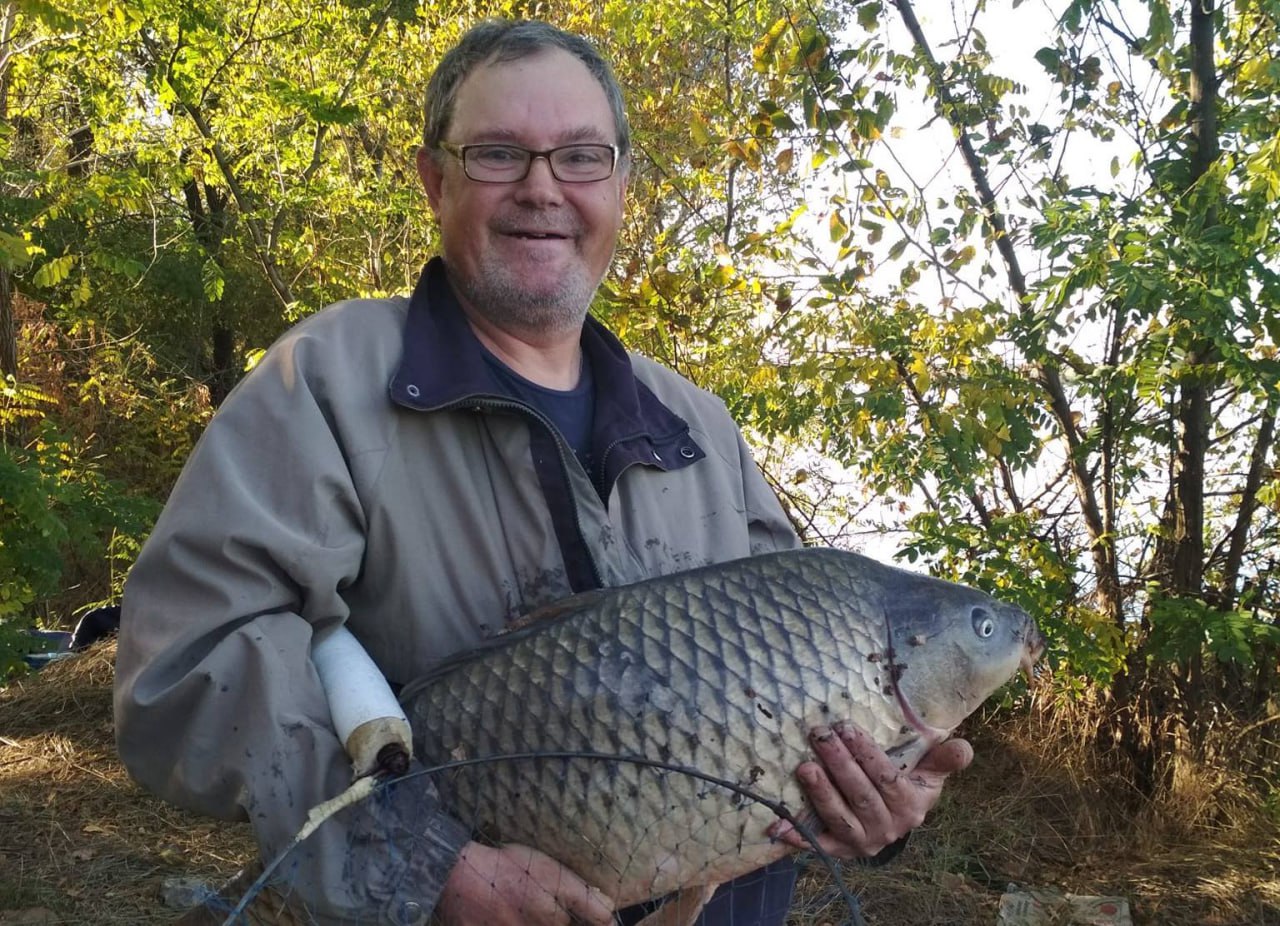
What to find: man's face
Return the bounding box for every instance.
[417,48,629,338]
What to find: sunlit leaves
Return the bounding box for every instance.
[265,79,363,126]
[13,0,76,31]
[32,254,76,288]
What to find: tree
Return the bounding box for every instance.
[0,0,850,652]
[772,0,1280,791]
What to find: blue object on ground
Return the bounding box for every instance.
[21,629,74,670]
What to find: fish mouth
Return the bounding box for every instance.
[1020,624,1047,682]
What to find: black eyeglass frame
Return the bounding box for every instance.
[437,141,619,184]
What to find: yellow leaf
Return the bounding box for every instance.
[690,112,711,147]
[910,355,931,393]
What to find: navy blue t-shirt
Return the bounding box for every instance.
[483,348,596,474]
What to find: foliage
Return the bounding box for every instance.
[0,377,157,678]
[2,0,1278,788]
[762,0,1280,786]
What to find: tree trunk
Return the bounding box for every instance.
[183,170,238,405]
[1,3,17,378]
[0,268,15,378]
[1154,0,1218,598]
[209,324,236,406]
[1125,0,1221,785]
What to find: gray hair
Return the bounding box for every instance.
[423,20,631,159]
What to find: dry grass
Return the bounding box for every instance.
[793,692,1280,926]
[0,643,255,925]
[2,645,1277,925]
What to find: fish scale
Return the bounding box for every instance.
[403,546,1042,907]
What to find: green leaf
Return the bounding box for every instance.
[201,258,226,303]
[14,0,77,31]
[0,231,41,270]
[828,209,849,244]
[856,1,882,32]
[1035,46,1061,76]
[32,254,77,288]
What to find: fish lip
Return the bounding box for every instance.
[1019,623,1047,681]
[892,683,952,746]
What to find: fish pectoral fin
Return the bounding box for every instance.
[633,883,720,926]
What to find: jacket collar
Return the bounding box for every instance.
[389,259,705,485]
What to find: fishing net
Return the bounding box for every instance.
[180,547,1038,924]
[194,753,867,926]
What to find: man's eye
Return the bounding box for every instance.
[563,147,607,165]
[472,147,522,164]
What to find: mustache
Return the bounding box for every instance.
[492,211,582,238]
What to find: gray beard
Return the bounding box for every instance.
[451,254,603,338]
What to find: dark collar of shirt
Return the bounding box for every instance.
[389,258,706,496]
[482,343,595,473]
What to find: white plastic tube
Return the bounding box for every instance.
[311,625,413,778]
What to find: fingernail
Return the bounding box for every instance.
[811,725,833,743]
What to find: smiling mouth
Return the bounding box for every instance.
[507,231,570,240]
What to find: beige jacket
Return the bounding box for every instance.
[114,260,800,923]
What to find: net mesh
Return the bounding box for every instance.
[200,754,866,926]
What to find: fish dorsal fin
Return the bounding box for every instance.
[504,586,617,631]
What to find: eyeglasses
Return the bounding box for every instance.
[438,142,618,183]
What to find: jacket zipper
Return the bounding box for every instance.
[595,433,651,494]
[427,393,604,590]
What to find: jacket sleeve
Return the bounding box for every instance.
[112,330,469,924]
[736,430,804,556]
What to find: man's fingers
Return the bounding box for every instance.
[442,843,615,926]
[831,722,911,782]
[557,879,615,926]
[811,726,896,829]
[771,724,976,862]
[520,848,613,926]
[913,737,974,777]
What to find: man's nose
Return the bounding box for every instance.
[514,155,565,204]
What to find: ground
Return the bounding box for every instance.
[1,643,1277,925]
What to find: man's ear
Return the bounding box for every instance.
[613,159,631,223]
[416,146,444,213]
[616,171,629,211]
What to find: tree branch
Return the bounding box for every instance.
[891,0,1122,622]
[1218,399,1276,611]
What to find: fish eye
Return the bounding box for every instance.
[972,607,996,638]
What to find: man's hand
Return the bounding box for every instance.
[767,721,973,859]
[436,842,615,926]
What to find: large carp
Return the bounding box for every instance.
[401,547,1043,911]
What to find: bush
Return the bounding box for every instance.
[0,378,158,680]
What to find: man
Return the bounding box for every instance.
[114,20,972,926]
